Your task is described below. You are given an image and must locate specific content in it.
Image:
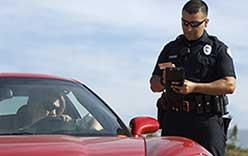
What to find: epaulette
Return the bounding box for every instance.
[208,35,218,41]
[209,35,228,48]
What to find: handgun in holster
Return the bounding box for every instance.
[223,115,232,136]
[213,95,229,115]
[213,95,231,135]
[221,95,231,135]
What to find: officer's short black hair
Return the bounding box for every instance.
[182,0,208,16]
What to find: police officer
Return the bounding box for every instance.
[150,0,236,156]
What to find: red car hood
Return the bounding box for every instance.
[0,135,145,156]
[147,136,212,156]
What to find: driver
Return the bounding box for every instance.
[27,90,72,125]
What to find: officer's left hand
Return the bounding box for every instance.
[171,80,196,94]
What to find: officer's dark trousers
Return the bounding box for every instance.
[161,112,226,156]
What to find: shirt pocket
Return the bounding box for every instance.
[197,53,216,80]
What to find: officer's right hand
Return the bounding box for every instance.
[150,75,165,92]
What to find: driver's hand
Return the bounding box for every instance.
[60,114,72,122]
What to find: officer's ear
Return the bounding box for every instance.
[204,19,209,28]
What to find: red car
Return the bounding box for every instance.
[0,73,212,156]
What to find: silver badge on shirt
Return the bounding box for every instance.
[203,44,212,55]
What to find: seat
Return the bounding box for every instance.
[16,105,32,128]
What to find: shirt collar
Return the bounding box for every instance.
[183,30,212,45]
[198,31,212,44]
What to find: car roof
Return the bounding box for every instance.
[0,73,75,82]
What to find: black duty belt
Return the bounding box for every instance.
[157,93,228,115]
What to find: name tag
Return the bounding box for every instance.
[168,55,178,59]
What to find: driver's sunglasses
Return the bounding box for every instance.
[181,18,206,28]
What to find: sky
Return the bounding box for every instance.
[0,0,248,129]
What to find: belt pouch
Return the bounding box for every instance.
[204,96,212,113]
[195,95,204,114]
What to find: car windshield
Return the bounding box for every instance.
[0,78,129,136]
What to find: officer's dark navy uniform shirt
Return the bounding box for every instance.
[152,31,236,156]
[153,31,236,81]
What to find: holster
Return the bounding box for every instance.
[156,92,168,111]
[156,92,184,128]
[156,92,184,111]
[212,95,229,115]
[223,116,232,136]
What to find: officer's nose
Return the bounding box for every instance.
[185,25,192,32]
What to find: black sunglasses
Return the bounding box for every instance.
[181,18,206,28]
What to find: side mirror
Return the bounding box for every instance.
[0,88,13,101]
[129,116,159,137]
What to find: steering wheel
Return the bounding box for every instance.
[28,116,75,133]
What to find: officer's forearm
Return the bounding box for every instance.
[193,76,236,95]
[150,75,165,92]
